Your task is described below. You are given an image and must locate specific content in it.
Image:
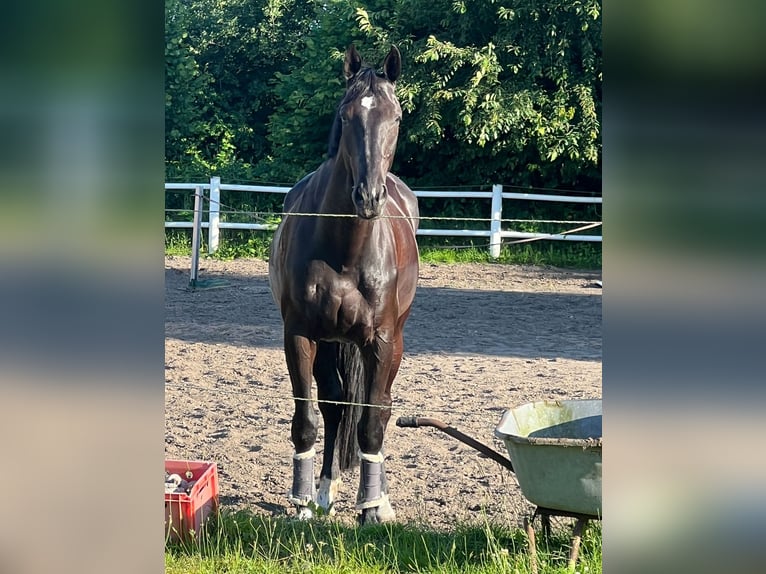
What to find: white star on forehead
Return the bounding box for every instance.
[360,95,375,110]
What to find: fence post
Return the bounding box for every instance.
[189,186,203,288]
[209,176,221,253]
[489,184,503,259]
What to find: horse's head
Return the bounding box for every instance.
[332,45,402,220]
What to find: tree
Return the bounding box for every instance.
[263,0,601,189]
[165,0,217,173]
[165,0,315,181]
[166,0,601,191]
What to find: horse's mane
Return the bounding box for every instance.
[327,66,387,158]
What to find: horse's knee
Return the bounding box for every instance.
[357,431,383,455]
[357,413,385,454]
[291,412,318,452]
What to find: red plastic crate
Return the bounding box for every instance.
[165,459,219,542]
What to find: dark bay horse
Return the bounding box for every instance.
[269,45,419,524]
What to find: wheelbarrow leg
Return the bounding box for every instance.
[524,515,538,574]
[567,517,588,571]
[541,513,552,540]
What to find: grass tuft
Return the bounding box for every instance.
[165,509,602,574]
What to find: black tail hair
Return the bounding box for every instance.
[335,342,365,471]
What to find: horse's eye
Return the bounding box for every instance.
[395,117,402,123]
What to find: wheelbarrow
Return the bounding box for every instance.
[396,399,602,572]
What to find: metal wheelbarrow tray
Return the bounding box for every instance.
[397,399,602,571]
[494,399,602,517]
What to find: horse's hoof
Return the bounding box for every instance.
[295,506,314,521]
[376,496,396,522]
[358,507,380,526]
[358,501,396,526]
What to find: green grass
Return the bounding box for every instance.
[214,235,272,260]
[165,230,601,270]
[166,231,195,257]
[166,509,602,574]
[418,243,600,269]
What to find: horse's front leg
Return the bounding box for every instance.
[284,331,318,519]
[356,330,396,525]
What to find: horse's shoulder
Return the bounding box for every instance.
[283,171,316,213]
[386,172,408,189]
[386,173,418,217]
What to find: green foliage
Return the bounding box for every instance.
[393,0,601,188]
[165,0,602,261]
[165,0,316,183]
[166,0,601,190]
[165,0,214,168]
[165,229,194,256]
[214,232,274,260]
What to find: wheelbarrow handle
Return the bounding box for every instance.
[395,416,421,428]
[395,416,514,472]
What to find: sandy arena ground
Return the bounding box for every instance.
[165,256,601,529]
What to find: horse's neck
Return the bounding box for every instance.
[316,158,354,215]
[313,159,375,268]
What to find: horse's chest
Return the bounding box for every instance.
[305,269,387,343]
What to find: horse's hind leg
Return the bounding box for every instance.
[380,324,407,433]
[377,327,406,512]
[284,331,318,518]
[313,342,343,514]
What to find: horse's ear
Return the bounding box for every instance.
[383,45,401,83]
[344,45,362,82]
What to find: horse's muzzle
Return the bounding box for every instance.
[353,183,387,219]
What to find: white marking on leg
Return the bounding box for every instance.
[376,493,396,522]
[296,506,314,521]
[317,477,341,515]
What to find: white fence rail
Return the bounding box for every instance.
[165,177,601,259]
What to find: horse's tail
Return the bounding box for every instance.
[336,342,365,472]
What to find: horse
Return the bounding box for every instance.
[268,45,419,525]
